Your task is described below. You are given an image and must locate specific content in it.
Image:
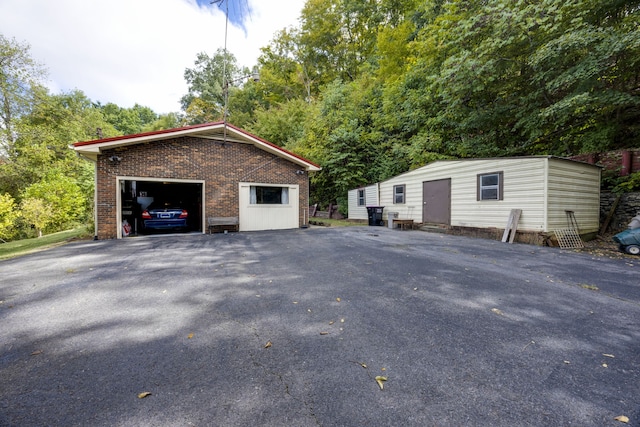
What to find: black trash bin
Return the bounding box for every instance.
[366,206,385,226]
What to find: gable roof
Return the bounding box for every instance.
[71,121,321,171]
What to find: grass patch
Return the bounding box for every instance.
[308,218,365,227]
[0,226,92,261]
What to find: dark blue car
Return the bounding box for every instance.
[141,202,188,231]
[612,228,640,255]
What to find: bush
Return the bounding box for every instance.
[0,193,19,241]
[613,172,640,194]
[21,172,86,234]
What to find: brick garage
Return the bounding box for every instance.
[72,122,321,239]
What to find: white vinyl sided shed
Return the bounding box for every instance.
[347,184,380,220]
[367,156,601,240]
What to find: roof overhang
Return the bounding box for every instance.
[71,121,321,171]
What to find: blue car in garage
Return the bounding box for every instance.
[141,202,189,231]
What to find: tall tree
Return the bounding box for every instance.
[0,34,46,156]
[181,48,239,124]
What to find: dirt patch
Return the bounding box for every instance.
[578,232,637,260]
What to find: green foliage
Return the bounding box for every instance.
[0,34,47,154]
[0,193,19,241]
[99,103,158,135]
[21,171,87,234]
[19,197,52,238]
[613,172,640,194]
[181,49,239,125]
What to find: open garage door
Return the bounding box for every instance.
[117,177,204,238]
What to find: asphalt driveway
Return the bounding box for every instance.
[1,227,639,426]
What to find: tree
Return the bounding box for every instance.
[99,102,158,135]
[142,112,182,132]
[181,49,239,124]
[19,197,52,238]
[21,171,86,233]
[0,192,18,241]
[0,89,113,207]
[0,34,47,157]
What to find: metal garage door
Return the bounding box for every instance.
[238,183,299,231]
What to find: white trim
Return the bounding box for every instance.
[115,176,206,239]
[74,124,321,171]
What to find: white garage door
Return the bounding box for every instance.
[238,183,299,231]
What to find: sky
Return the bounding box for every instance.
[0,0,305,114]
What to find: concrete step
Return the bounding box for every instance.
[419,223,450,234]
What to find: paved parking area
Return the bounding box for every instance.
[1,227,639,426]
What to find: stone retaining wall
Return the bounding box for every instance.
[601,192,640,232]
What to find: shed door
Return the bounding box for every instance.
[422,179,451,225]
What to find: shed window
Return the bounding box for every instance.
[250,186,289,205]
[357,189,366,206]
[393,185,405,204]
[477,172,503,201]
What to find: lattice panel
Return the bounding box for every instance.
[554,228,584,249]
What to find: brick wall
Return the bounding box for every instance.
[96,136,309,239]
[571,149,640,176]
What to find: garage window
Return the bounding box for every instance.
[250,186,289,205]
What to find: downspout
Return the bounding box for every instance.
[543,158,549,232]
[93,161,98,240]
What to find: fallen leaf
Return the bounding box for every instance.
[360,363,367,369]
[614,415,629,423]
[602,363,608,368]
[603,353,615,358]
[375,376,387,390]
[187,333,194,339]
[336,297,341,302]
[329,321,335,325]
[30,350,43,356]
[137,392,152,399]
[491,308,504,316]
[564,360,570,364]
[264,341,272,348]
[293,301,298,304]
[320,331,329,335]
[381,367,386,371]
[340,318,345,323]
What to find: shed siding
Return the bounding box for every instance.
[380,158,550,230]
[348,184,379,220]
[546,159,601,233]
[363,156,601,234]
